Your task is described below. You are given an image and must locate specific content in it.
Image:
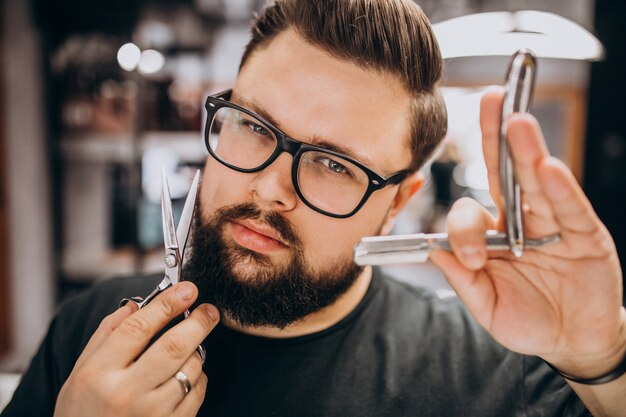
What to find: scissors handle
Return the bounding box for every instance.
[119,278,172,309]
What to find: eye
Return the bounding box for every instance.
[317,157,354,178]
[241,119,270,137]
[327,159,346,173]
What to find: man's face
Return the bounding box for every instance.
[188,29,414,327]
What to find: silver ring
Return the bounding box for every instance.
[174,371,192,395]
[196,344,206,365]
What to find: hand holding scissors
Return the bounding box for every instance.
[121,169,206,361]
[54,170,220,417]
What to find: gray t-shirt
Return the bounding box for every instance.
[2,268,590,416]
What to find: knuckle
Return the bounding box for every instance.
[194,310,216,334]
[107,391,133,414]
[97,316,115,333]
[187,351,204,373]
[100,312,115,326]
[118,315,153,340]
[190,373,208,402]
[198,372,208,388]
[160,334,188,359]
[154,294,178,318]
[70,366,97,391]
[70,367,132,413]
[448,199,489,232]
[198,373,209,394]
[98,309,124,331]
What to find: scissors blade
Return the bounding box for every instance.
[161,167,178,251]
[176,170,200,258]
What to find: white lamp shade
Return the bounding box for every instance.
[433,11,604,61]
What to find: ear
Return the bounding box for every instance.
[379,171,425,235]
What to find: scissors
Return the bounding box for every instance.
[353,49,561,266]
[120,168,206,362]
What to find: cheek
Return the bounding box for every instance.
[296,200,390,266]
[200,159,250,216]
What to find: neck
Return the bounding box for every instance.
[221,266,373,338]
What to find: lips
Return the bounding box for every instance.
[229,219,289,253]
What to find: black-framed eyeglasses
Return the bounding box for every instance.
[203,90,411,218]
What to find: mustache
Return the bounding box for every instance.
[214,202,300,247]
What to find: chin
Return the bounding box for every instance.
[226,243,291,281]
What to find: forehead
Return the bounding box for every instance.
[233,29,413,175]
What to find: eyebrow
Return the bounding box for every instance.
[231,93,386,176]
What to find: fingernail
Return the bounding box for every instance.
[175,283,195,300]
[462,248,484,269]
[204,304,219,322]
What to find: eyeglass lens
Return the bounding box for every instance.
[208,107,370,215]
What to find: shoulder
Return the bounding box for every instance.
[58,275,162,322]
[19,275,163,398]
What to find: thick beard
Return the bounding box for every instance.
[183,202,364,329]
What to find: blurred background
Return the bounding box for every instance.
[1,0,625,407]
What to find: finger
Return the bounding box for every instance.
[90,282,199,369]
[480,87,505,219]
[75,303,138,368]
[429,249,497,328]
[173,372,208,417]
[537,157,604,235]
[506,114,560,237]
[446,197,497,270]
[150,352,205,406]
[133,304,219,386]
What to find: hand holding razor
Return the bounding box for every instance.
[354,50,561,266]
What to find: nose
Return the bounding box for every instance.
[248,152,298,213]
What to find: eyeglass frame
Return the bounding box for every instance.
[203,89,412,219]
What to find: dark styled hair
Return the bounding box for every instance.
[239,0,447,171]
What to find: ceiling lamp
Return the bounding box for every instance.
[432,11,604,61]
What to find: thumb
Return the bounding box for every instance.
[430,249,496,328]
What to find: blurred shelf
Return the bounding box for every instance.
[59,131,208,164]
[61,247,164,282]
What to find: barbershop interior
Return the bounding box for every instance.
[0,0,625,408]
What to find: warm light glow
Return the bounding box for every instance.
[138,49,165,74]
[433,11,604,61]
[117,43,141,71]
